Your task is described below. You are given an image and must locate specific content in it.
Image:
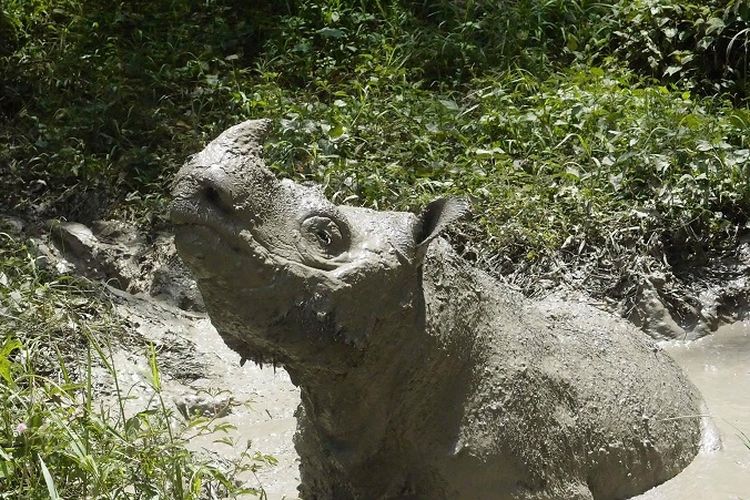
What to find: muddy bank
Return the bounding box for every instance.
[107,289,301,499]
[470,228,750,341]
[6,211,749,341]
[4,213,750,498]
[2,214,301,497]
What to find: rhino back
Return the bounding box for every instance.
[421,240,702,498]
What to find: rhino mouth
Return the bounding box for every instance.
[172,216,281,289]
[172,201,260,252]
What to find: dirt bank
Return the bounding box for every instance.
[4,212,749,498]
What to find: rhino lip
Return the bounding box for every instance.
[173,222,288,293]
[171,208,274,265]
[172,212,237,247]
[176,222,249,254]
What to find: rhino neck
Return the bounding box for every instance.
[288,291,431,437]
[291,241,483,466]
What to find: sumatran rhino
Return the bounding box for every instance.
[170,120,708,499]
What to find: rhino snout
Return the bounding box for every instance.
[170,166,237,226]
[199,166,236,215]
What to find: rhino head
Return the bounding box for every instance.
[170,120,467,379]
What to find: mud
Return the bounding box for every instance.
[96,297,750,500]
[101,289,302,499]
[637,320,750,499]
[5,208,748,498]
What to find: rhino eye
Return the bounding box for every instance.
[315,228,333,246]
[301,216,347,256]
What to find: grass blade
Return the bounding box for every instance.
[38,455,62,500]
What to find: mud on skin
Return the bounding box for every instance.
[171,120,709,499]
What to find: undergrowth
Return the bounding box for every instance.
[1,0,747,284]
[0,232,272,498]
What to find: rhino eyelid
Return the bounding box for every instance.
[301,215,344,247]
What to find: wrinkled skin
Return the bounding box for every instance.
[171,120,706,499]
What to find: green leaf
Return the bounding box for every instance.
[705,17,725,35]
[38,455,61,500]
[329,124,346,139]
[0,459,15,480]
[439,99,459,111]
[147,343,161,391]
[0,338,21,386]
[566,35,578,51]
[318,27,344,39]
[0,338,21,358]
[680,114,700,129]
[0,446,15,480]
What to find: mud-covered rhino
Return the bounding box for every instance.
[171,120,708,499]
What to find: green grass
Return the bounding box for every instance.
[0,233,272,498]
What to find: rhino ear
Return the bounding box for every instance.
[415,197,470,251]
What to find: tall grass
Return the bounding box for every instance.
[0,233,272,498]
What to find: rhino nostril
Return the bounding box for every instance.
[201,179,234,213]
[204,185,220,204]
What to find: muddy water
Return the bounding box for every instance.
[636,320,750,500]
[182,318,301,499]
[184,316,750,499]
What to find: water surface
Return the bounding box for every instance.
[636,321,750,499]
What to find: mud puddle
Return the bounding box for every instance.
[113,290,749,500]
[182,318,300,499]
[187,318,750,500]
[637,321,750,499]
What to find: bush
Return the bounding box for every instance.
[604,0,750,99]
[0,0,748,288]
[0,0,286,220]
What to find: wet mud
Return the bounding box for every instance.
[637,320,750,499]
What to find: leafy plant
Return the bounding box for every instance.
[603,0,750,98]
[0,234,271,498]
[1,0,749,304]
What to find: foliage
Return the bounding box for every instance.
[1,0,285,220]
[603,0,750,98]
[0,0,749,284]
[0,234,271,498]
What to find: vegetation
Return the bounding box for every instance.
[1,0,749,495]
[1,1,748,278]
[0,233,273,498]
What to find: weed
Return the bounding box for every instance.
[0,235,270,498]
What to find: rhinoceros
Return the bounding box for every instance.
[170,120,709,499]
